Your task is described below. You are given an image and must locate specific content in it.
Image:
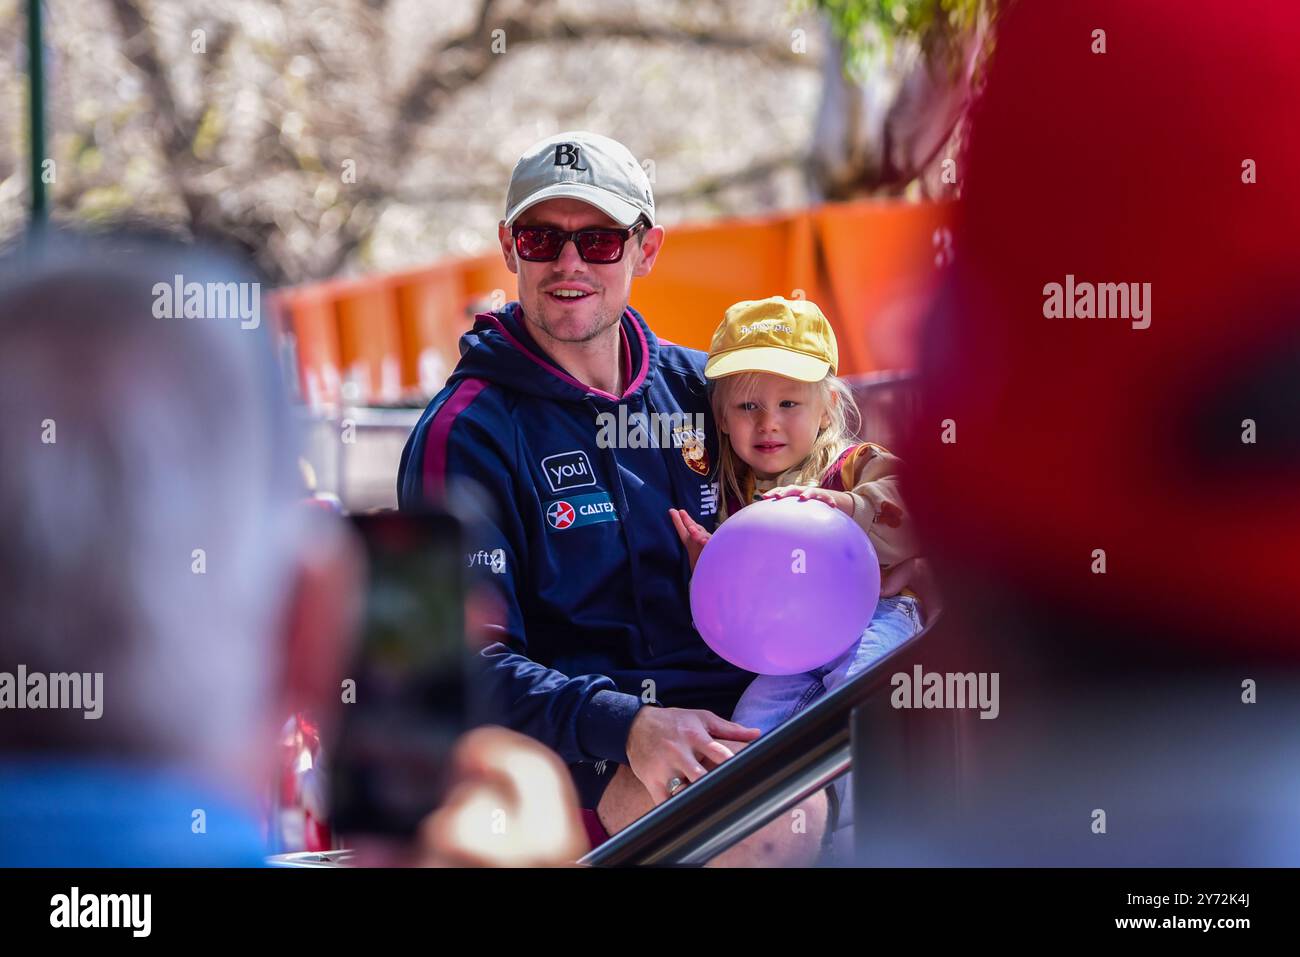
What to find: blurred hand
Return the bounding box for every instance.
[880,557,942,624]
[416,726,589,867]
[668,508,711,572]
[625,705,761,803]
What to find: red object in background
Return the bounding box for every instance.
[393,263,471,401]
[303,491,344,514]
[336,282,404,406]
[276,286,343,413]
[906,0,1300,657]
[275,712,333,853]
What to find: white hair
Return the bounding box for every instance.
[0,232,305,768]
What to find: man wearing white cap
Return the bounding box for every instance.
[399,132,833,864]
[498,130,660,391]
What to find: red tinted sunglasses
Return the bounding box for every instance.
[511,222,644,264]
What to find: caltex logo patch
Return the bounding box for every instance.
[547,500,576,529]
[543,491,620,533]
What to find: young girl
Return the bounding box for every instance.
[669,295,924,749]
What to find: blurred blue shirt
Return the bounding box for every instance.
[0,759,266,867]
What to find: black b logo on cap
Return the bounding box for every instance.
[554,143,589,172]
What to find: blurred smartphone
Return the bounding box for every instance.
[328,510,471,837]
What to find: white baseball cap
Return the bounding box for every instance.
[504,131,655,228]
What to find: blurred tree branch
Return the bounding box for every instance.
[392,3,817,163]
[806,0,1002,199]
[655,151,805,204]
[107,0,212,224]
[3,0,826,283]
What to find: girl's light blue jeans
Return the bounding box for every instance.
[729,594,924,833]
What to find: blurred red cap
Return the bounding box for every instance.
[908,1,1300,656]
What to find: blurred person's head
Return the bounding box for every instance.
[496,132,664,346]
[840,1,1300,870]
[906,0,1300,660]
[0,230,360,789]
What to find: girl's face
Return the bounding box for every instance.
[719,372,832,480]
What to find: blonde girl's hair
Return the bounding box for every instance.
[710,371,862,521]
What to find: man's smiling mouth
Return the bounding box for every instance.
[547,286,594,301]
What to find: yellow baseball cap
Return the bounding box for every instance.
[704,296,839,382]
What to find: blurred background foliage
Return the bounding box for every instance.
[0,0,999,285]
[808,0,995,69]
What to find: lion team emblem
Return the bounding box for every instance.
[680,432,710,476]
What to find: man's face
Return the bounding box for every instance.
[497,198,663,345]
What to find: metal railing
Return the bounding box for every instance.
[580,615,942,866]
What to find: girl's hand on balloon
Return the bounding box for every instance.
[668,508,711,572]
[761,486,854,516]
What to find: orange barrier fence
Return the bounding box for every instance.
[271,198,952,409]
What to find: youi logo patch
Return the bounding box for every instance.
[541,450,598,493]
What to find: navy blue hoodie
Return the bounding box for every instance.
[398,302,753,787]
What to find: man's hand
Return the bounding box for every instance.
[625,706,761,803]
[761,485,854,516]
[668,508,711,572]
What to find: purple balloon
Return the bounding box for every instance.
[690,496,880,675]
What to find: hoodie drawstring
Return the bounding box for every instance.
[644,389,701,590]
[588,395,655,658]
